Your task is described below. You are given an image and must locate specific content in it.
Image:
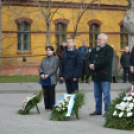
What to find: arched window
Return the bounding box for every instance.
[55,23,66,47]
[17,22,31,51]
[120,25,128,49]
[89,24,100,48]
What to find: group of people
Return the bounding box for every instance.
[38,33,134,117]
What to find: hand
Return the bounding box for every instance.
[60,77,64,81]
[89,64,95,70]
[73,78,77,81]
[130,66,134,73]
[41,74,45,79]
[44,74,49,79]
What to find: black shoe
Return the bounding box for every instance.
[89,112,102,116]
[103,113,107,117]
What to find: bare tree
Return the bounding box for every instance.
[36,0,66,46]
[71,0,97,38]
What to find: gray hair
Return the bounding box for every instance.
[83,40,88,43]
[125,46,129,50]
[98,33,108,42]
[67,38,75,43]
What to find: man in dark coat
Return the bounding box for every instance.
[120,46,132,83]
[87,33,114,117]
[59,38,83,93]
[56,40,67,84]
[79,40,92,83]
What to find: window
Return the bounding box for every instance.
[55,23,66,47]
[120,25,128,49]
[89,24,100,48]
[18,22,30,51]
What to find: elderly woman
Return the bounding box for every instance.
[38,46,59,110]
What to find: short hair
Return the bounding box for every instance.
[98,33,107,42]
[62,40,67,43]
[125,46,129,50]
[83,40,88,43]
[66,38,75,43]
[45,46,54,51]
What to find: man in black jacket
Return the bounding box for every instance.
[87,33,114,117]
[120,46,132,83]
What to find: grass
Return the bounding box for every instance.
[0,75,40,83]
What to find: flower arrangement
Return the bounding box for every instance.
[104,85,134,130]
[50,91,85,121]
[55,96,71,113]
[18,90,43,115]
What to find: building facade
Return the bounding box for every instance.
[1,0,128,75]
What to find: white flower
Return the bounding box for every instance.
[131,92,134,96]
[127,112,133,117]
[128,103,134,109]
[64,98,69,103]
[116,102,126,110]
[62,108,65,110]
[126,108,131,112]
[113,111,117,116]
[56,108,59,111]
[119,112,124,118]
[127,96,133,101]
[57,103,62,108]
[133,99,134,103]
[62,102,65,106]
[123,97,127,101]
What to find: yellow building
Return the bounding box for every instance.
[0,0,129,75]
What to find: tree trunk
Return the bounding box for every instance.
[45,18,51,46]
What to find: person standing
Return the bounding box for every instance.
[56,40,67,84]
[87,33,114,117]
[130,46,134,82]
[59,38,83,94]
[79,40,92,83]
[38,46,59,110]
[112,47,120,83]
[120,46,132,83]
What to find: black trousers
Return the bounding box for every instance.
[42,85,55,110]
[123,68,132,83]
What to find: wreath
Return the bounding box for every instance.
[18,90,43,115]
[50,91,85,121]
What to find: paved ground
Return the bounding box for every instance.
[0,82,133,134]
[0,82,131,93]
[0,91,134,134]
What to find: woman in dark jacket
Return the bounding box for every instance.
[38,46,59,110]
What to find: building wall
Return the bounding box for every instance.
[0,0,128,75]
